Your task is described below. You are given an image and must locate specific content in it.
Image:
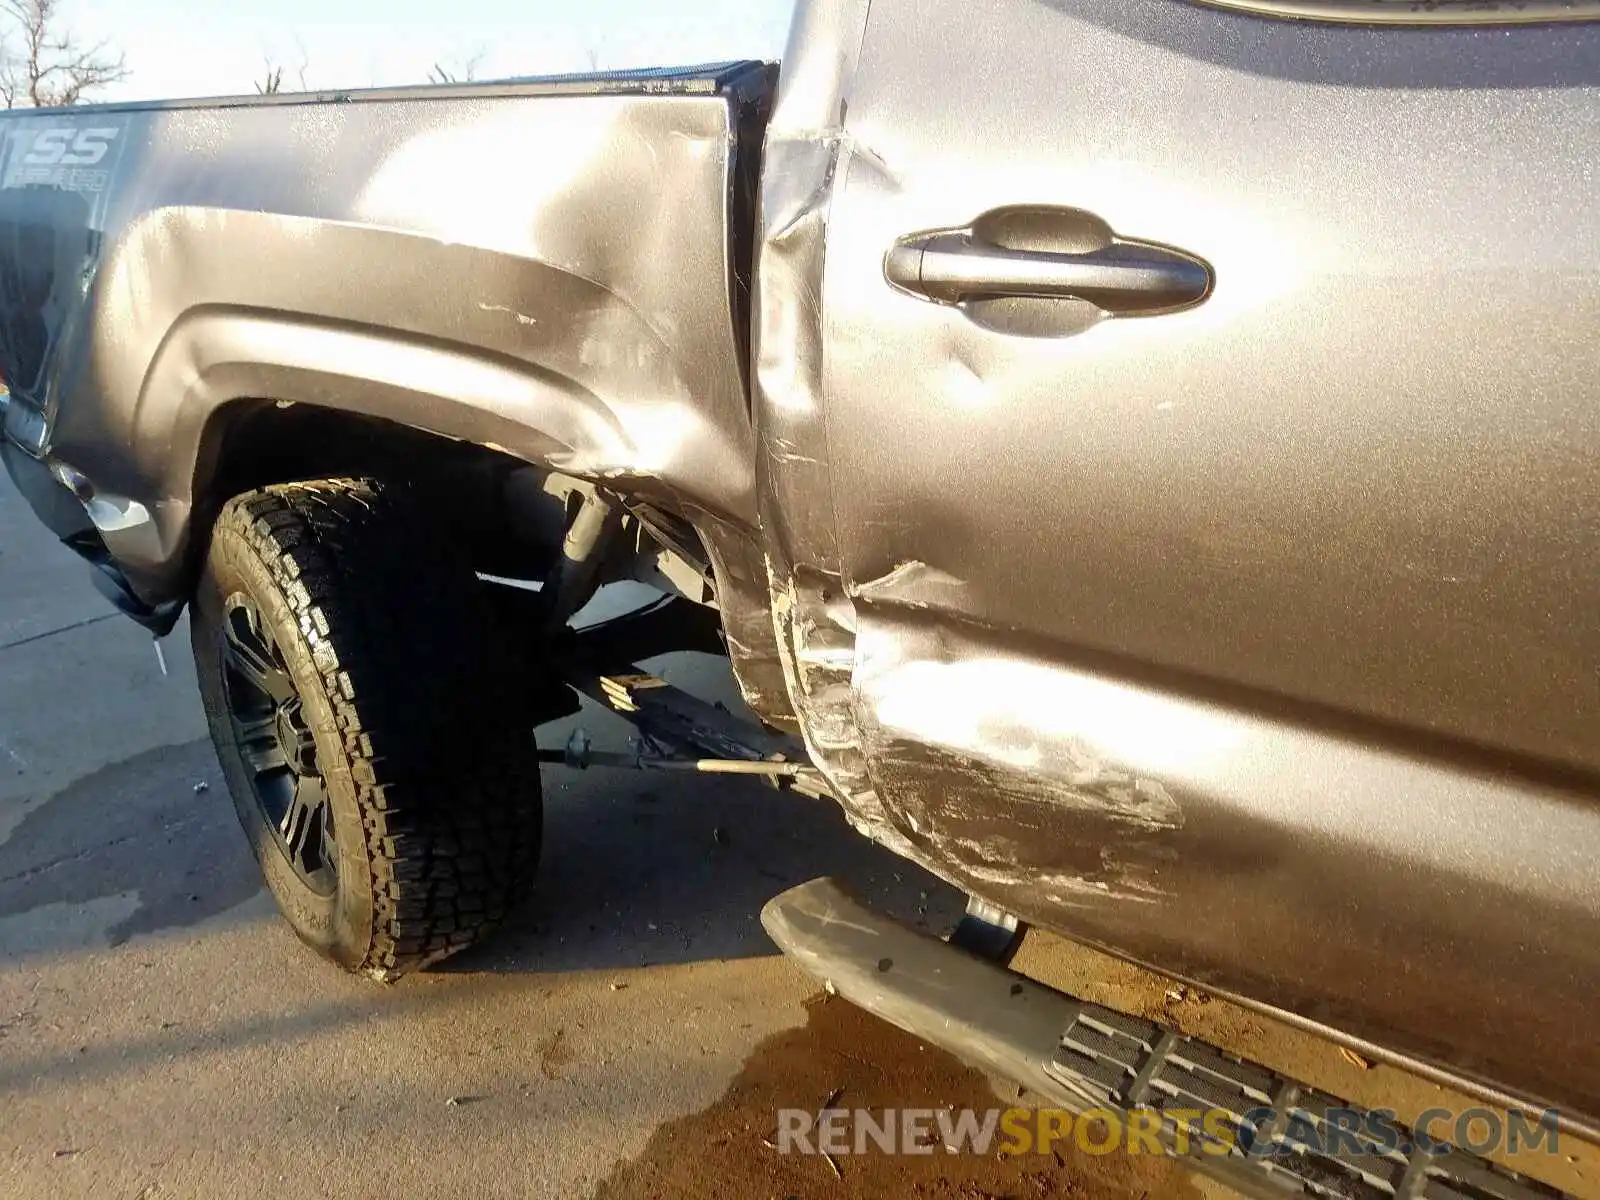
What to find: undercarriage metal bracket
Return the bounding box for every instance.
[544,597,829,799]
[949,894,1028,965]
[537,727,815,780]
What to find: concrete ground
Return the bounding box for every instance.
[2,469,1595,1200]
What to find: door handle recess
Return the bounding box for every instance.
[885,213,1212,317]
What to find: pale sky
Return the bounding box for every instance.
[65,0,794,102]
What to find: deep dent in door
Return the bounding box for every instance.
[752,0,1188,913]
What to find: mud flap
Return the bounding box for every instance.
[761,878,1571,1200]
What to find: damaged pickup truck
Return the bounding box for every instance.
[4,0,1599,1190]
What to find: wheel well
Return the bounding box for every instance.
[198,401,518,546]
[190,398,801,735]
[192,398,715,617]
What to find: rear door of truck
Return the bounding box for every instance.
[814,0,1600,1117]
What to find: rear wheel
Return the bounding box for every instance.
[192,478,542,978]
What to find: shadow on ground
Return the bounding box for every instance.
[0,718,963,973]
[0,740,254,953]
[438,734,966,973]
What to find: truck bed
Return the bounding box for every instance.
[0,60,775,605]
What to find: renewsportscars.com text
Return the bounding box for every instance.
[774,1105,1561,1160]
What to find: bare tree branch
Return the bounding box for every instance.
[256,35,309,95]
[291,33,309,91]
[0,0,128,108]
[255,59,283,95]
[427,47,485,85]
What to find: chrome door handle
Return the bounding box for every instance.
[885,211,1212,316]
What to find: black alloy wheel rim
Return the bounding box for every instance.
[220,593,339,896]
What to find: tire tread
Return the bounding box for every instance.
[210,477,540,978]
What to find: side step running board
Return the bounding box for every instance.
[761,878,1569,1200]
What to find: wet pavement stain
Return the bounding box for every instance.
[0,738,260,953]
[593,991,1207,1200]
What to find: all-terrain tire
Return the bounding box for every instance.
[192,477,542,978]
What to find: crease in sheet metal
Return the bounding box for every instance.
[752,0,1184,901]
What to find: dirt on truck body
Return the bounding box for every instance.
[3,0,1600,1193]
